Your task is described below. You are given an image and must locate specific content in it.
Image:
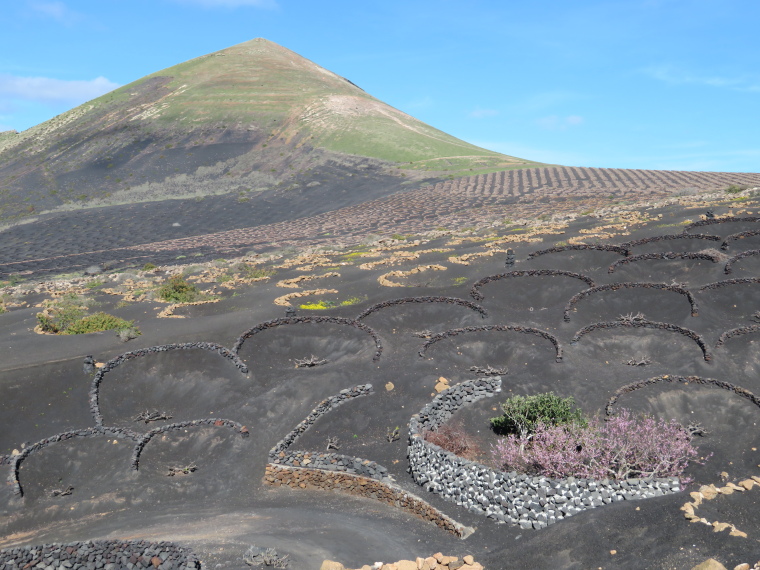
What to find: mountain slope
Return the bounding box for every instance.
[0,38,538,222]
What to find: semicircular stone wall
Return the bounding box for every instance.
[407,377,681,529]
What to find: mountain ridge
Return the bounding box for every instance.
[0,38,537,222]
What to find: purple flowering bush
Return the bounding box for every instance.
[491,408,700,481]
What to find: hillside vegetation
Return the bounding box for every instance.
[0,39,538,222]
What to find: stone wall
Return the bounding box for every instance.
[408,377,681,529]
[571,320,711,361]
[8,420,250,495]
[355,296,487,321]
[720,229,760,250]
[605,375,760,415]
[265,464,471,538]
[419,325,563,363]
[131,419,248,469]
[262,384,472,537]
[470,270,596,302]
[724,249,760,274]
[684,216,760,232]
[8,427,129,496]
[90,342,248,426]
[232,316,383,361]
[527,244,628,258]
[716,325,760,348]
[621,233,721,250]
[608,251,719,274]
[267,384,391,480]
[564,282,699,321]
[0,540,200,570]
[699,277,760,291]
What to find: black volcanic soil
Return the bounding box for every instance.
[0,161,427,278]
[2,198,760,569]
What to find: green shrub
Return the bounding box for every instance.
[64,312,135,335]
[142,263,157,271]
[36,292,136,335]
[490,392,587,437]
[725,184,748,194]
[158,275,201,303]
[36,295,87,333]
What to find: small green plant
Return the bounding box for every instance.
[299,300,336,310]
[491,392,587,437]
[85,280,103,289]
[452,276,468,285]
[158,275,201,303]
[391,233,407,241]
[36,294,87,333]
[555,240,569,247]
[725,184,748,194]
[339,296,366,306]
[142,263,157,271]
[116,326,142,342]
[237,264,275,280]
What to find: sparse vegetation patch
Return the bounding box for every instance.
[157,275,211,303]
[36,293,137,335]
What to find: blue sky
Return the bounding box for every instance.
[0,0,758,172]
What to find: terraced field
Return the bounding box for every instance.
[3,166,759,279]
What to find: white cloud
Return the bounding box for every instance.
[537,115,584,131]
[28,1,83,25]
[171,0,278,7]
[0,74,120,104]
[643,65,760,92]
[468,108,499,119]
